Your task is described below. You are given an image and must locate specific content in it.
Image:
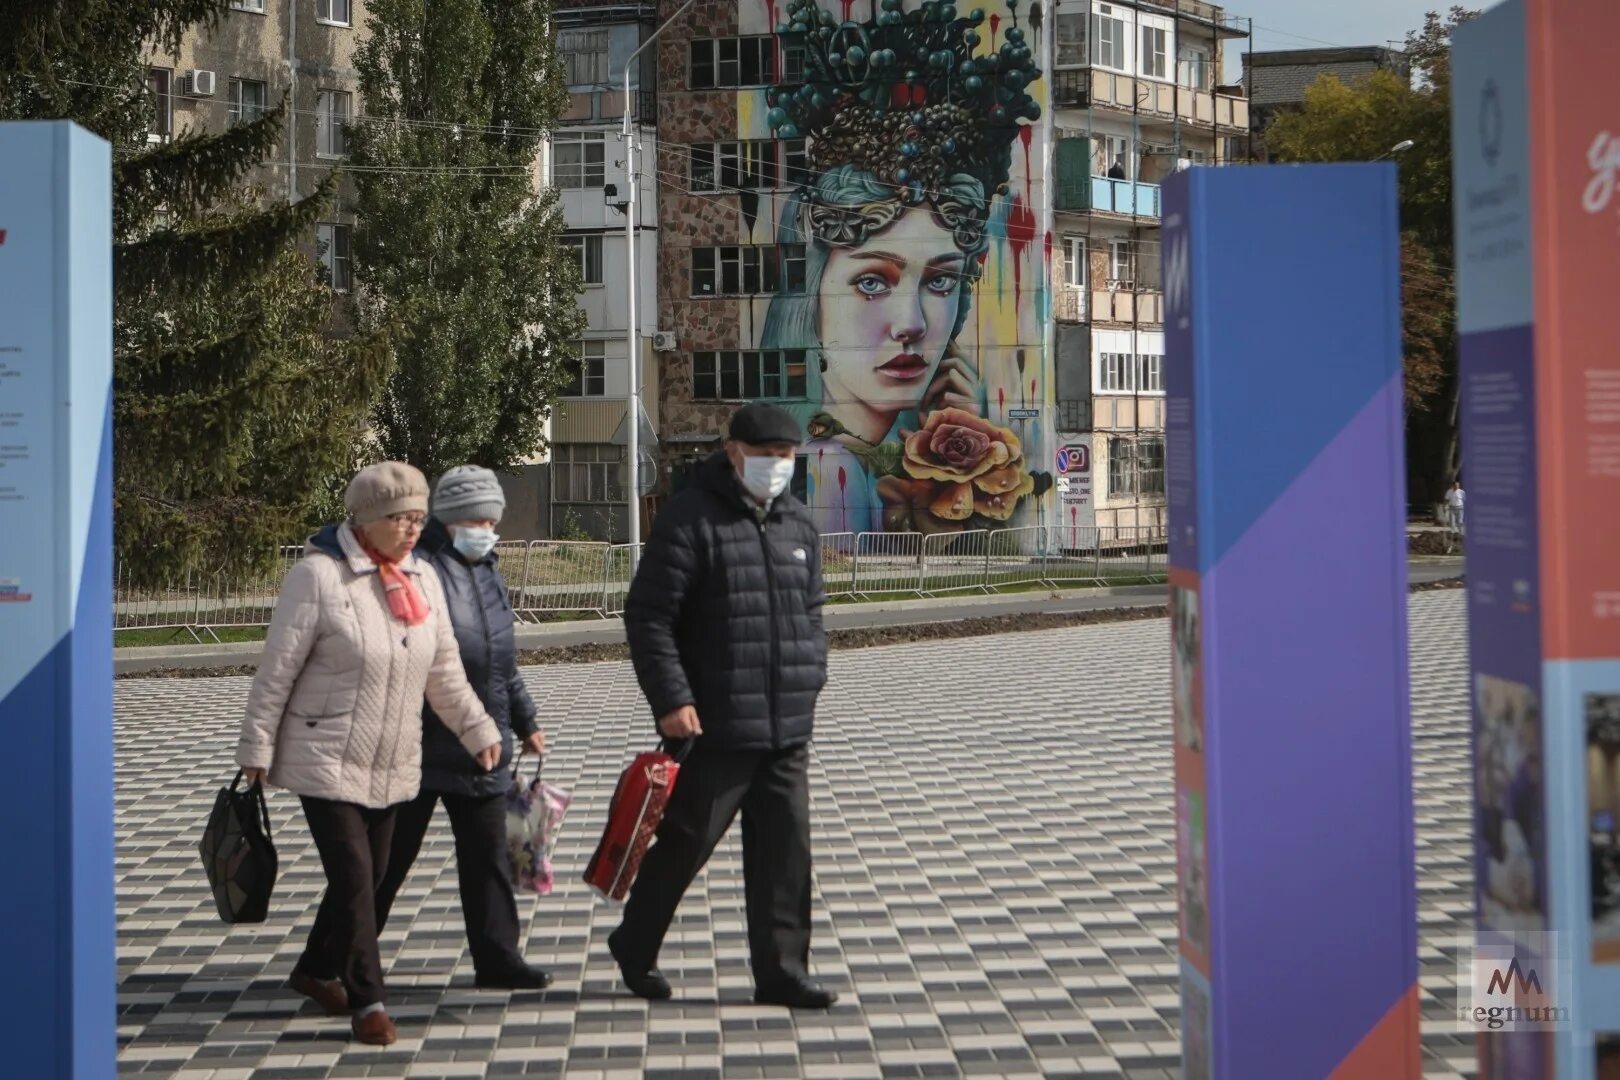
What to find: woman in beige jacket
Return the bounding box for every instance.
[237,462,502,1046]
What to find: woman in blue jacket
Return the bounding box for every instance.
[373,465,550,989]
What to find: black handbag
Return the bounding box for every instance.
[199,771,279,924]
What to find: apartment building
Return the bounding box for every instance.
[548,0,662,542]
[1049,0,1250,531]
[1246,46,1410,162]
[144,0,364,292]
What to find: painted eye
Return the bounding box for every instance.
[925,273,958,295]
[854,274,889,296]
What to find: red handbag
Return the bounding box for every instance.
[584,741,691,902]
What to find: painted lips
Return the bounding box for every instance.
[877,353,928,380]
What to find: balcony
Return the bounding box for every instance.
[1056,175,1162,218]
[1053,286,1165,325]
[1053,67,1249,134]
[560,88,657,127]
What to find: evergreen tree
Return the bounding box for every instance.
[352,0,585,479]
[0,1,391,585]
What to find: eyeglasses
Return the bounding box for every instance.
[387,513,427,531]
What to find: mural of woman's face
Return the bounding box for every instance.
[816,205,965,418]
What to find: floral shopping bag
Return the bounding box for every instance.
[505,754,572,894]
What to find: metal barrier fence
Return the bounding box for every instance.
[113,526,1168,637]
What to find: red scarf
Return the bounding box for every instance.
[357,533,431,627]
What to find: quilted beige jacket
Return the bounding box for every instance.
[236,522,501,808]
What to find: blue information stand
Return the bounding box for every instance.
[0,121,117,1078]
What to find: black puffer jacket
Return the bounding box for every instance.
[416,518,539,797]
[625,452,827,751]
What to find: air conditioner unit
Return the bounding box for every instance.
[182,70,217,97]
[652,332,677,352]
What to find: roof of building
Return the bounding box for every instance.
[1243,46,1410,107]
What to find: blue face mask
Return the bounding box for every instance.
[452,525,499,561]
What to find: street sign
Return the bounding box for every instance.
[1008,407,1040,419]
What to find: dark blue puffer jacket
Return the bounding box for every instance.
[414,518,538,797]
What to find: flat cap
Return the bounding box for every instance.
[727,401,803,446]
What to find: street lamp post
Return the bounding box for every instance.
[1374,139,1416,161]
[621,0,696,572]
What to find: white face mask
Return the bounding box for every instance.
[451,525,499,561]
[739,454,796,502]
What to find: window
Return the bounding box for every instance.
[552,131,606,188]
[1065,237,1087,289]
[1179,45,1212,90]
[782,44,807,85]
[1138,436,1166,495]
[228,78,268,127]
[559,28,609,87]
[1098,351,1130,393]
[562,234,604,285]
[1109,437,1136,496]
[1091,11,1127,71]
[692,139,804,191]
[692,246,803,297]
[692,350,810,400]
[783,139,810,187]
[690,37,774,89]
[1055,13,1086,66]
[1095,134,1132,179]
[1109,239,1136,288]
[552,443,624,503]
[231,0,266,11]
[316,223,352,291]
[147,68,173,141]
[315,0,352,26]
[1137,353,1164,393]
[1141,27,1169,80]
[317,90,351,158]
[562,341,607,397]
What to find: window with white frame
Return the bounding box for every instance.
[1065,237,1087,289]
[562,234,604,285]
[231,0,266,12]
[552,443,624,502]
[1091,9,1128,71]
[148,68,173,141]
[317,90,351,157]
[1055,13,1086,67]
[690,36,775,89]
[1141,27,1169,80]
[561,341,607,397]
[1179,44,1212,90]
[316,223,351,291]
[1095,134,1132,178]
[559,28,609,87]
[315,0,352,27]
[1098,351,1130,392]
[228,78,268,126]
[552,131,606,189]
[1109,239,1136,288]
[692,350,810,400]
[1137,352,1164,393]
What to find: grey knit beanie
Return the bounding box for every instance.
[432,465,507,525]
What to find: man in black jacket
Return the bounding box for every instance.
[608,402,836,1010]
[373,465,551,990]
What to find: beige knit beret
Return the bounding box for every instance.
[345,461,430,525]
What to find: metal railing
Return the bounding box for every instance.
[113,526,1169,638]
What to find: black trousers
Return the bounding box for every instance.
[295,797,398,1011]
[614,742,813,991]
[373,789,526,979]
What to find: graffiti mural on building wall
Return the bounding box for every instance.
[739,0,1053,534]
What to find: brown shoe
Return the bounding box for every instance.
[288,972,349,1016]
[351,1009,397,1046]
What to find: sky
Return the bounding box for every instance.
[1220,0,1448,75]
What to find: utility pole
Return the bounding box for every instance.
[621,0,696,571]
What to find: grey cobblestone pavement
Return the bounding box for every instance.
[114,592,1476,1079]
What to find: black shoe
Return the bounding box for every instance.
[474,964,554,991]
[754,979,838,1010]
[608,930,672,1001]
